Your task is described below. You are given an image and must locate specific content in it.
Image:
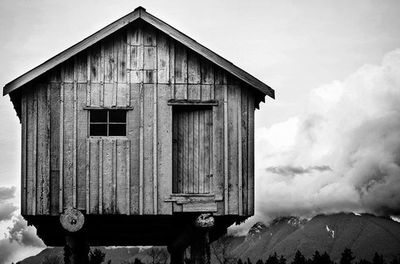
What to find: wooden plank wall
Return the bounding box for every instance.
[20,22,257,217]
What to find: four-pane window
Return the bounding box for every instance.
[89,110,127,136]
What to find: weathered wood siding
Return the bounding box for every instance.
[20,22,257,216]
[172,108,213,194]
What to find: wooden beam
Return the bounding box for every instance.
[223,85,228,214]
[59,83,64,213]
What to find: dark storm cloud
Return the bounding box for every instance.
[266,165,332,176]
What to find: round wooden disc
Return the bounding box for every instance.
[195,213,215,228]
[60,207,85,232]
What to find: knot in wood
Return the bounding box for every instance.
[195,213,215,228]
[60,207,85,232]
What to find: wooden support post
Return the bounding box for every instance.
[190,213,214,264]
[191,229,211,264]
[64,232,89,264]
[168,247,185,264]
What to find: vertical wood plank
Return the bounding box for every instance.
[228,85,239,214]
[102,138,114,214]
[59,83,64,213]
[157,33,169,84]
[75,53,88,83]
[157,84,172,214]
[89,43,102,83]
[238,88,243,215]
[177,112,184,192]
[213,85,225,205]
[21,94,27,215]
[128,84,140,214]
[104,38,116,83]
[86,54,91,106]
[99,139,103,213]
[77,83,87,210]
[117,32,127,83]
[103,83,114,107]
[129,45,143,83]
[172,109,178,193]
[241,89,249,215]
[86,139,90,213]
[188,110,194,193]
[198,110,204,194]
[188,85,201,100]
[126,141,131,214]
[223,84,228,214]
[139,83,144,214]
[72,80,77,208]
[63,83,74,209]
[169,38,175,85]
[193,111,199,194]
[37,85,50,214]
[117,83,129,107]
[89,83,101,107]
[188,52,201,84]
[201,59,214,84]
[175,84,187,100]
[26,90,36,215]
[89,138,99,214]
[116,139,128,214]
[204,110,211,193]
[201,85,212,101]
[143,24,157,46]
[50,83,60,215]
[183,112,189,193]
[248,92,255,215]
[143,84,154,214]
[174,44,187,84]
[153,83,158,214]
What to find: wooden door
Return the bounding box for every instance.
[172,107,213,194]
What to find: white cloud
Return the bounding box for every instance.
[254,49,400,219]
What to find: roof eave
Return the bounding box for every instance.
[3,7,274,99]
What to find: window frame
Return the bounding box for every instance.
[88,109,128,137]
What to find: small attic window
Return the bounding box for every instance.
[90,110,127,136]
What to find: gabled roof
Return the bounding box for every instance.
[3,7,274,98]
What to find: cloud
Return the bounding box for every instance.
[0,186,16,201]
[0,215,45,264]
[0,186,17,222]
[0,203,17,222]
[255,49,400,219]
[8,215,45,247]
[266,165,331,176]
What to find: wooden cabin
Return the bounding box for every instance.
[3,6,274,255]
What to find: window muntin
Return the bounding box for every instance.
[89,110,127,136]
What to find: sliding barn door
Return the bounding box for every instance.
[173,107,213,194]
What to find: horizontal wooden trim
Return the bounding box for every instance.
[182,202,217,212]
[88,136,129,139]
[83,106,134,110]
[165,193,223,204]
[167,99,218,106]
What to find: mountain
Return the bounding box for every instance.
[224,213,400,262]
[19,213,400,264]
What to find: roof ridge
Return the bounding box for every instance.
[3,7,274,99]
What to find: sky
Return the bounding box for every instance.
[0,0,400,262]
